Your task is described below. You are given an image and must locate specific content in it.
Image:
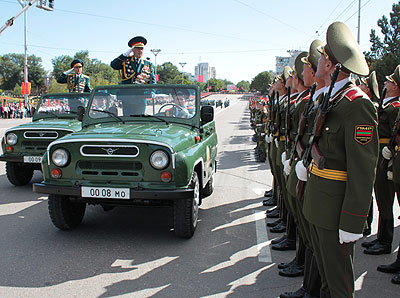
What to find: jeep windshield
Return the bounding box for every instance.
[36,93,90,118]
[88,86,197,121]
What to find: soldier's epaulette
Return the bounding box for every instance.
[344,88,364,102]
[391,101,400,108]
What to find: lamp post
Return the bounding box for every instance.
[150,49,161,77]
[179,62,186,84]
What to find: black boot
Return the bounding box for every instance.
[264,189,273,197]
[361,238,378,248]
[270,221,286,233]
[392,273,400,285]
[267,218,282,227]
[263,197,277,206]
[364,242,392,255]
[279,261,304,277]
[278,257,296,269]
[377,259,400,273]
[271,234,286,244]
[272,238,296,251]
[267,208,280,218]
[279,287,306,298]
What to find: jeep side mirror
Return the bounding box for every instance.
[77,106,85,122]
[201,105,214,124]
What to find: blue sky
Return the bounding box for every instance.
[0,0,397,84]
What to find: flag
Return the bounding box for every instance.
[198,75,204,82]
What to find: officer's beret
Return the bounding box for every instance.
[128,36,147,48]
[317,22,369,76]
[294,52,308,82]
[302,39,323,71]
[71,59,84,68]
[386,65,400,88]
[361,71,380,99]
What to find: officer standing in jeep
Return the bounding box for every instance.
[57,59,91,93]
[111,36,156,85]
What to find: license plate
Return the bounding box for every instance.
[23,156,42,163]
[81,186,130,199]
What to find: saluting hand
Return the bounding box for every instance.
[124,48,133,57]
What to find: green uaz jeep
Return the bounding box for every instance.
[0,93,89,186]
[33,85,218,238]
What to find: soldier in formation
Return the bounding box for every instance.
[251,21,400,297]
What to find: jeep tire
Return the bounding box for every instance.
[201,170,215,198]
[174,171,200,238]
[6,162,34,186]
[48,195,86,230]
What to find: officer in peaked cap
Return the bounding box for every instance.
[359,71,380,102]
[57,59,91,93]
[111,36,156,84]
[297,21,378,298]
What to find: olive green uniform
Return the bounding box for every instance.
[303,81,378,298]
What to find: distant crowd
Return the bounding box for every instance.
[1,102,35,119]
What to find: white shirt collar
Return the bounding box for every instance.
[331,77,351,97]
[314,87,325,98]
[383,96,396,105]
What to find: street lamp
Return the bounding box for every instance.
[150,49,161,77]
[179,62,186,84]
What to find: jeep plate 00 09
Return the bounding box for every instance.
[33,85,217,238]
[0,93,89,186]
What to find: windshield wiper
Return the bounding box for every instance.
[63,110,77,114]
[91,109,125,124]
[129,114,169,125]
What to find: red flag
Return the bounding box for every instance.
[19,100,21,108]
[198,75,203,82]
[155,74,159,82]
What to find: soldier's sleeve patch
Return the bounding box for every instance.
[354,125,374,145]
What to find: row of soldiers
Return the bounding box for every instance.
[250,21,400,298]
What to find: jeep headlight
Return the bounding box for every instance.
[52,148,70,167]
[150,150,169,170]
[6,133,18,145]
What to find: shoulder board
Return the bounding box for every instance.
[391,101,400,108]
[82,74,89,79]
[343,87,365,102]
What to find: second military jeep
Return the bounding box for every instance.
[0,93,89,186]
[33,84,218,238]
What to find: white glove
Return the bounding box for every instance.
[382,146,392,160]
[281,152,286,165]
[63,68,74,75]
[265,135,271,143]
[338,229,363,244]
[295,161,308,182]
[274,138,279,148]
[284,159,291,176]
[123,48,133,57]
[387,170,393,181]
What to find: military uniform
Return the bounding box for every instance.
[302,22,378,298]
[57,59,91,93]
[110,36,156,85]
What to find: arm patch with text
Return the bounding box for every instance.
[354,125,374,145]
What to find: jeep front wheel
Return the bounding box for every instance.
[6,162,34,186]
[174,171,200,238]
[48,195,86,230]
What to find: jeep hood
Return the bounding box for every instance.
[6,118,82,132]
[58,122,199,152]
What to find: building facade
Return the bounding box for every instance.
[275,50,302,74]
[194,62,216,82]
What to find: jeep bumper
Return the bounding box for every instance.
[32,183,194,200]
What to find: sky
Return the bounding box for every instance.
[0,0,397,84]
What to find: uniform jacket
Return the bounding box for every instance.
[303,81,379,233]
[110,55,156,84]
[57,73,91,93]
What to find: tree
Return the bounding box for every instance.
[237,80,250,91]
[157,62,181,84]
[250,71,273,94]
[365,1,400,86]
[0,53,45,93]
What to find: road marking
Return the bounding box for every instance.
[0,201,42,216]
[254,209,272,263]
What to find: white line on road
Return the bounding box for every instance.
[254,209,272,263]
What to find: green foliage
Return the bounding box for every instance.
[47,78,68,93]
[250,71,273,94]
[0,53,45,93]
[51,50,119,89]
[157,62,181,84]
[237,80,250,91]
[365,1,400,86]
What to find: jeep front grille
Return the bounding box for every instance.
[24,131,58,139]
[80,145,139,157]
[78,160,142,177]
[22,141,52,151]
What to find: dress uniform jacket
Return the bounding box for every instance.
[110,55,156,84]
[303,81,378,234]
[57,73,91,93]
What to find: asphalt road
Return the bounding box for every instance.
[0,95,399,298]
